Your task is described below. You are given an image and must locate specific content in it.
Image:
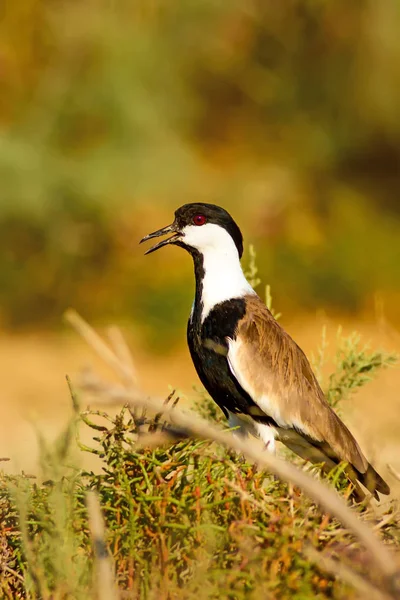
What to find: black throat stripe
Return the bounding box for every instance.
[186,261,276,426]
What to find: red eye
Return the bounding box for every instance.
[193,214,206,226]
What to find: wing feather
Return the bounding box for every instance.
[227,295,382,483]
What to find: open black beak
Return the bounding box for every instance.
[139,223,181,255]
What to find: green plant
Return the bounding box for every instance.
[325,329,397,409]
[1,308,398,599]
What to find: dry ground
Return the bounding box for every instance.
[1,314,399,498]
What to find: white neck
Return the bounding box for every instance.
[199,248,254,321]
[181,222,256,322]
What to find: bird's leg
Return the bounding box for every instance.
[227,412,254,465]
[228,413,249,439]
[255,423,279,480]
[255,423,277,455]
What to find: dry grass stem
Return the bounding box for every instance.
[97,389,400,585]
[372,509,399,532]
[67,310,400,597]
[86,491,119,600]
[64,309,133,386]
[107,325,138,387]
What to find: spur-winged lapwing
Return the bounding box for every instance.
[140,203,390,500]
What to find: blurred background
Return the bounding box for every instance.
[0,0,399,473]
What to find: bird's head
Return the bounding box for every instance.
[140,203,243,259]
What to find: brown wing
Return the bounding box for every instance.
[227,295,389,497]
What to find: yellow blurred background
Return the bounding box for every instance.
[0,1,399,478]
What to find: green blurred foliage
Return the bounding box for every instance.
[0,0,400,346]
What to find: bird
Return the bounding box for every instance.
[140,202,390,501]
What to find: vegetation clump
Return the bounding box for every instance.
[0,315,398,599]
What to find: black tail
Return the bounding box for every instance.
[351,463,390,500]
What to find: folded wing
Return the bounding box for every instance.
[227,295,390,499]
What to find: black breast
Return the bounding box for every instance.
[187,298,266,418]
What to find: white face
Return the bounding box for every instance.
[181,223,240,257]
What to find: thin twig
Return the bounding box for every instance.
[2,565,25,584]
[66,374,80,413]
[372,510,399,532]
